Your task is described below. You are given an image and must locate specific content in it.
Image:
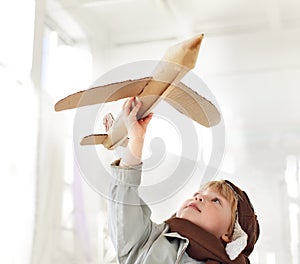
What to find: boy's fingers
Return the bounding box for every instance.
[129,100,142,117]
[141,113,153,126]
[122,98,129,109]
[123,97,134,115]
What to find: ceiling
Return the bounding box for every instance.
[45,0,300,46]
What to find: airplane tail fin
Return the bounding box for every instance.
[80,134,129,149]
[81,134,108,146]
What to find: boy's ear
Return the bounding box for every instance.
[221,233,231,243]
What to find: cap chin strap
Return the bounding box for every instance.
[225,216,248,260]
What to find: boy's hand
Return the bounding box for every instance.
[120,97,153,167]
[123,97,153,139]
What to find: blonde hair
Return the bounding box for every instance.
[199,180,238,238]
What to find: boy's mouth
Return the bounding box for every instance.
[188,203,201,212]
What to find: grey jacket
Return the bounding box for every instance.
[109,162,205,264]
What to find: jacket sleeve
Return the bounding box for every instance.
[108,159,164,260]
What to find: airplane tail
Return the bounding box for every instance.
[80,134,129,149]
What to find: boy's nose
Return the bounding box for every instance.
[194,194,203,202]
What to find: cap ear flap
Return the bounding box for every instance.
[225,218,248,260]
[225,180,260,256]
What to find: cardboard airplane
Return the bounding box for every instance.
[55,34,221,149]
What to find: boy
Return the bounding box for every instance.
[108,97,259,264]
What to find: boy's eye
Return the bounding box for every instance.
[212,198,221,204]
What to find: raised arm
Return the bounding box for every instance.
[108,97,165,262]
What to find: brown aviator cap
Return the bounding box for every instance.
[225,180,260,257]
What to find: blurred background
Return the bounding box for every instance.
[0,0,300,263]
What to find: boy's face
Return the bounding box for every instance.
[176,186,232,240]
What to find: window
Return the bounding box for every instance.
[285,155,300,264]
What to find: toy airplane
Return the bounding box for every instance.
[55,34,220,149]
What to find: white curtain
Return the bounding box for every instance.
[30,26,116,263]
[30,92,116,263]
[31,92,71,264]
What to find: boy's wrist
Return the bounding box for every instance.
[119,158,142,168]
[120,137,145,167]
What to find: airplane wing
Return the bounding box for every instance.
[55,77,152,111]
[79,81,221,147]
[162,82,221,127]
[55,75,220,149]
